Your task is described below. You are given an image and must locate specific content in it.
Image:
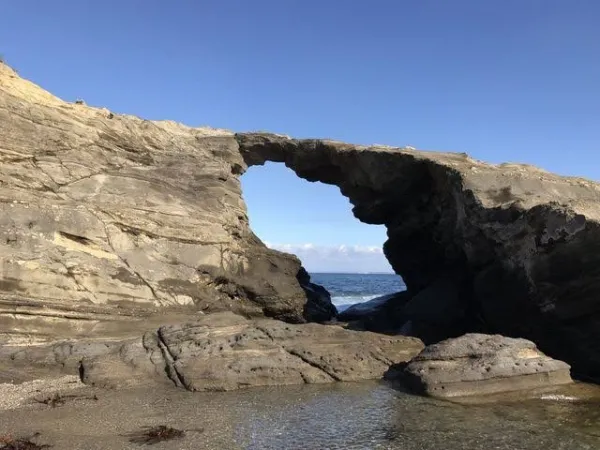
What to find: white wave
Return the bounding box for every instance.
[331,294,381,306]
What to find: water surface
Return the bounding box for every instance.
[2,381,599,449]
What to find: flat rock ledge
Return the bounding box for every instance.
[80,312,424,391]
[399,334,573,398]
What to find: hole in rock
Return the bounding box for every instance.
[241,162,406,314]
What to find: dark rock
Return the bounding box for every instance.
[338,291,409,332]
[399,334,572,398]
[80,312,424,391]
[236,132,600,379]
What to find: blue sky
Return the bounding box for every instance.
[2,1,599,272]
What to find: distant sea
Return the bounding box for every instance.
[309,272,406,312]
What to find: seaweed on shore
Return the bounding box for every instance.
[0,432,51,449]
[127,425,186,445]
[33,392,98,408]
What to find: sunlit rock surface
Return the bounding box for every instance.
[79,312,423,391]
[3,62,600,380]
[399,334,572,398]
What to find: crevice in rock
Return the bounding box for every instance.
[254,326,339,381]
[155,328,186,389]
[89,209,162,302]
[56,260,99,303]
[283,348,341,381]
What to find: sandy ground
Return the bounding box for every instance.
[0,376,84,411]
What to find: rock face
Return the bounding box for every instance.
[237,134,600,379]
[3,63,600,380]
[400,334,572,398]
[79,312,424,391]
[0,62,333,347]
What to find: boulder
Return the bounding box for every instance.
[80,312,424,391]
[338,291,409,332]
[400,334,572,398]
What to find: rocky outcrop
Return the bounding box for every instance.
[0,62,333,347]
[237,133,600,379]
[3,63,600,380]
[338,292,409,333]
[78,312,424,391]
[397,334,572,398]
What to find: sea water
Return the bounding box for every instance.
[310,272,405,312]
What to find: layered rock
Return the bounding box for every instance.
[237,133,600,379]
[398,334,572,398]
[79,312,424,391]
[3,62,600,380]
[0,62,333,347]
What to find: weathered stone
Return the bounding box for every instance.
[3,62,600,380]
[80,312,424,391]
[0,62,333,347]
[399,334,572,398]
[338,292,409,333]
[236,133,600,379]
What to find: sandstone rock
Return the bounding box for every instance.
[3,62,600,380]
[80,312,424,391]
[0,62,333,346]
[400,334,572,398]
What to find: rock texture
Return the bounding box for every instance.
[3,63,600,380]
[399,334,572,398]
[237,134,600,379]
[0,62,333,347]
[79,312,424,391]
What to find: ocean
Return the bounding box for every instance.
[309,272,406,312]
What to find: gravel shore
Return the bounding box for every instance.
[0,375,84,411]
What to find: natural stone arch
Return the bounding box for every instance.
[236,132,600,379]
[1,61,600,381]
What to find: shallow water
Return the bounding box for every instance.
[2,381,599,449]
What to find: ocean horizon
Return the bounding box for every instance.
[309,272,406,311]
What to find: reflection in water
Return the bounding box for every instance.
[1,380,599,449]
[226,382,600,450]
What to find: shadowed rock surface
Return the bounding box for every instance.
[399,334,572,398]
[2,62,600,380]
[237,133,600,379]
[79,312,424,391]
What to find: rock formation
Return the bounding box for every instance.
[397,334,572,398]
[237,134,600,379]
[2,62,600,381]
[0,62,334,348]
[77,312,423,391]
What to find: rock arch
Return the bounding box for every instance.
[1,62,600,380]
[236,132,600,379]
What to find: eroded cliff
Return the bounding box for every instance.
[237,133,600,378]
[2,63,600,379]
[0,63,333,346]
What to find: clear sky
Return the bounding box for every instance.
[2,1,599,272]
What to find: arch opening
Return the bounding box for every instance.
[241,160,407,314]
[236,133,491,345]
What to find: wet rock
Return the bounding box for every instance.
[400,334,572,398]
[80,312,424,391]
[338,292,409,333]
